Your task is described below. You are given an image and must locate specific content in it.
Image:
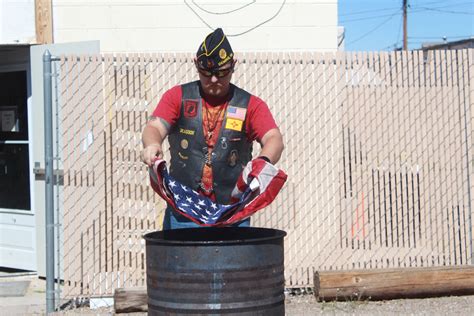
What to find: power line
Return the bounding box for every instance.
[339,6,401,17]
[412,6,474,14]
[339,0,473,17]
[340,1,474,22]
[403,0,408,50]
[348,11,400,45]
[409,35,473,39]
[340,11,401,23]
[395,11,404,46]
[410,1,474,10]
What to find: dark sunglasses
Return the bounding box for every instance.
[197,64,234,78]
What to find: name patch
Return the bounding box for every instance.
[179,128,195,135]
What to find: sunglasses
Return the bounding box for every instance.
[197,64,234,78]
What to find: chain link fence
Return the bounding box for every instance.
[51,50,473,300]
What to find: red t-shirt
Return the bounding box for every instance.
[152,85,278,142]
[152,84,278,199]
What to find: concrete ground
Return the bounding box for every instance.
[0,271,46,315]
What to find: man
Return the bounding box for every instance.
[141,28,284,229]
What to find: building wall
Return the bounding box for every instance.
[52,0,338,52]
[0,0,36,44]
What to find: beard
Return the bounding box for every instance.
[203,84,226,97]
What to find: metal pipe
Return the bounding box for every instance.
[53,59,62,306]
[43,50,55,313]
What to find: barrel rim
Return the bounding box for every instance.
[143,227,287,245]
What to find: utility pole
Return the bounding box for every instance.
[403,0,408,50]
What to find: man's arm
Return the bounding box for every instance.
[140,116,170,166]
[258,128,284,164]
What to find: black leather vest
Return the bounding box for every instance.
[168,81,253,204]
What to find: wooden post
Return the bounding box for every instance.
[315,266,474,301]
[114,287,147,313]
[35,0,53,44]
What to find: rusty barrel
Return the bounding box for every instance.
[144,227,286,315]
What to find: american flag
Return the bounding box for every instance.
[149,159,287,226]
[226,106,247,121]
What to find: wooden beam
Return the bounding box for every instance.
[35,0,53,44]
[114,287,147,314]
[315,266,474,301]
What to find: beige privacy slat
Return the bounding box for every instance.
[58,51,474,297]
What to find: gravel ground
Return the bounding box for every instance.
[285,294,474,315]
[5,273,473,315]
[53,294,474,315]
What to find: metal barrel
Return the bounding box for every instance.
[144,227,287,315]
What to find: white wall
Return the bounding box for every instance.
[0,0,36,44]
[53,0,338,52]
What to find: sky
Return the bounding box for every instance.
[339,0,474,51]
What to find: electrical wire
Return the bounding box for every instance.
[339,0,472,17]
[412,6,474,14]
[348,11,400,45]
[184,0,286,37]
[410,1,474,10]
[339,6,401,17]
[340,1,474,22]
[191,0,256,15]
[395,12,404,47]
[408,35,473,39]
[340,10,401,23]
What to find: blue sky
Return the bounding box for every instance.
[339,0,474,51]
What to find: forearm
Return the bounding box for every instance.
[140,117,170,165]
[258,134,284,164]
[142,124,165,147]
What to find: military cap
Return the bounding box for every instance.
[196,28,234,70]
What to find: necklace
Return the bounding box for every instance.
[204,101,227,141]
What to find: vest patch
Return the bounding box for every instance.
[227,106,246,120]
[225,118,243,131]
[178,152,189,160]
[179,128,195,135]
[184,100,198,117]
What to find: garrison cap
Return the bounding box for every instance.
[196,28,234,70]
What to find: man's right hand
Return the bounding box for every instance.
[141,143,163,166]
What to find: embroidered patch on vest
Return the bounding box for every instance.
[178,152,189,160]
[225,118,243,131]
[227,106,246,121]
[184,100,198,117]
[228,149,239,167]
[179,128,195,135]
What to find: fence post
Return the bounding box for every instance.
[43,49,55,313]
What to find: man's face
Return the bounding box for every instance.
[195,59,235,98]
